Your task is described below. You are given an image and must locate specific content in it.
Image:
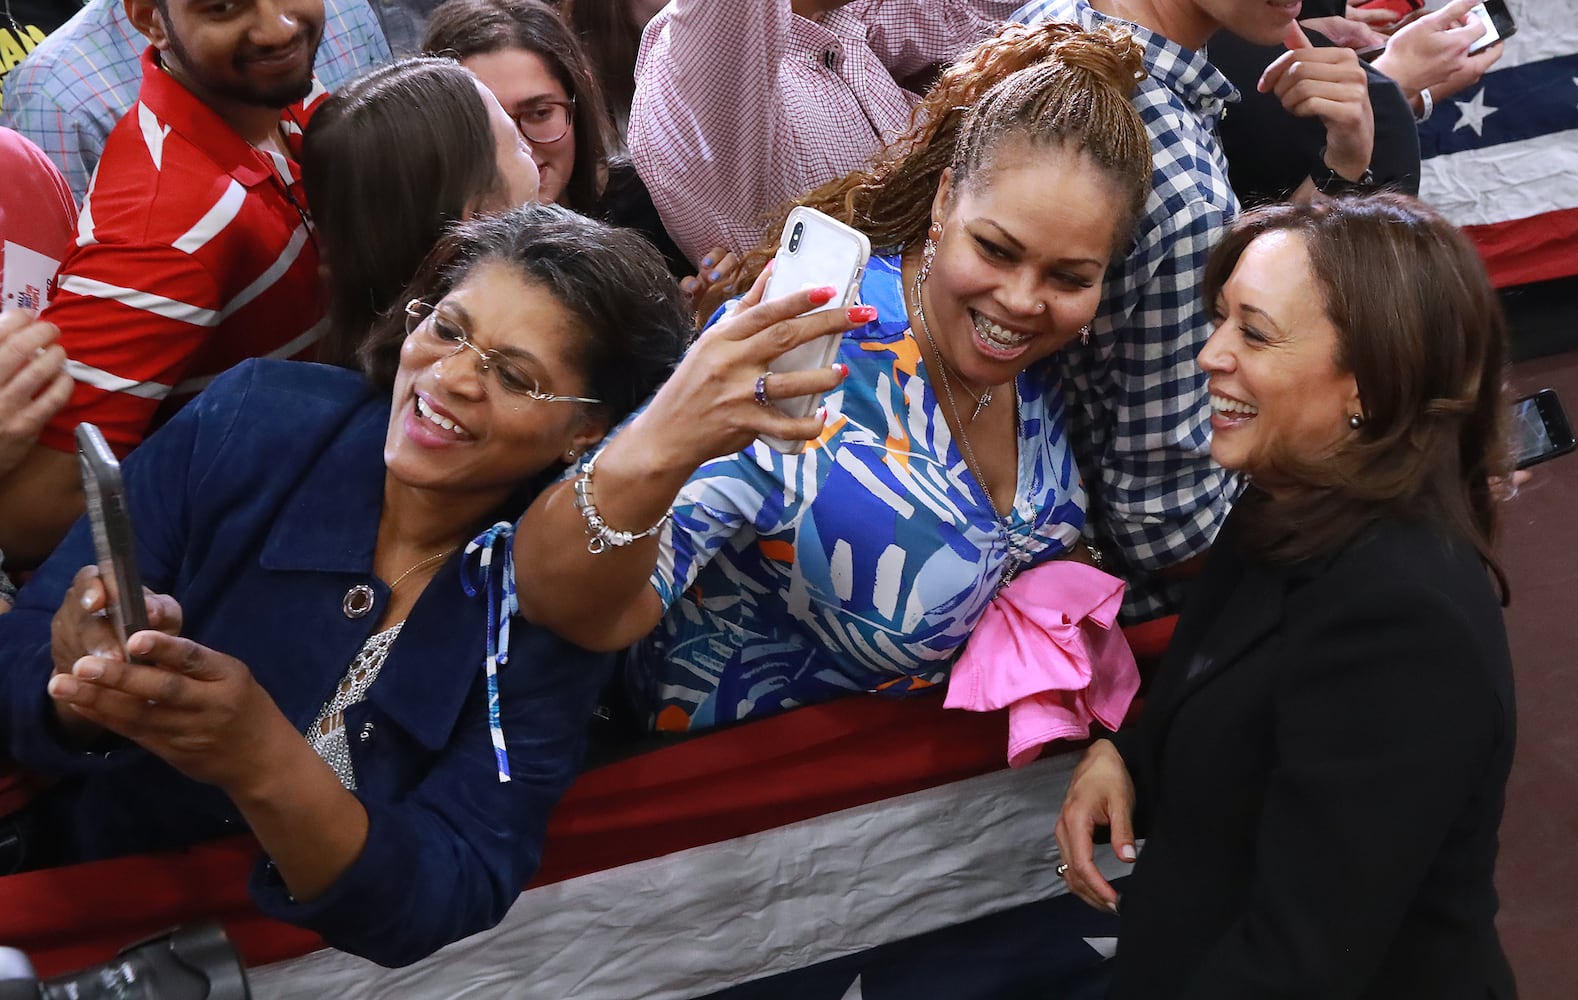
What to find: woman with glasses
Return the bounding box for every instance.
[302,56,540,369]
[422,0,697,285]
[0,205,691,964]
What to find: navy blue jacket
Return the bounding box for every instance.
[0,360,613,966]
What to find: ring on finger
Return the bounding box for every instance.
[1056,862,1070,877]
[754,372,773,407]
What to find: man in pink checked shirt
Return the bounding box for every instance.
[628,0,1021,266]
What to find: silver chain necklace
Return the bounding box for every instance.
[912,270,1031,590]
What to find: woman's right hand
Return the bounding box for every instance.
[49,566,183,738]
[1053,738,1138,913]
[633,263,867,474]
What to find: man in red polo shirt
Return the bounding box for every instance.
[0,0,332,565]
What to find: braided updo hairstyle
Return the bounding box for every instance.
[705,21,1153,314]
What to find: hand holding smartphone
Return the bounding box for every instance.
[76,423,150,661]
[757,207,872,454]
[1467,0,1516,55]
[1511,389,1574,470]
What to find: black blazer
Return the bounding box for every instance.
[1109,502,1517,999]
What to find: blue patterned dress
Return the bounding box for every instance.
[628,255,1086,731]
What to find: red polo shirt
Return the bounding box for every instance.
[37,47,329,456]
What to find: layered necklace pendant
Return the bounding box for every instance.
[910,266,1026,598]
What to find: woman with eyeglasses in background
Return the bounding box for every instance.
[422,0,712,294]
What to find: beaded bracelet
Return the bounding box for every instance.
[573,453,669,553]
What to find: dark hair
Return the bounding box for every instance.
[302,57,504,368]
[561,0,645,135]
[1201,193,1510,592]
[361,202,689,422]
[708,21,1154,315]
[422,0,614,211]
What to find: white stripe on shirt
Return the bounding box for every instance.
[136,103,170,171]
[218,223,310,321]
[172,179,248,255]
[64,360,173,400]
[55,274,222,327]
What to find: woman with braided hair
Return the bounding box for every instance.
[519,21,1155,733]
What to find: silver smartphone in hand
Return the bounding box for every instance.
[76,423,149,661]
[757,206,872,454]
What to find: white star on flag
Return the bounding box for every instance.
[1453,88,1499,136]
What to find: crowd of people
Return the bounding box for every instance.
[0,0,1522,995]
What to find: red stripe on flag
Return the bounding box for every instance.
[1467,208,1578,289]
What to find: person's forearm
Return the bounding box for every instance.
[224,712,370,903]
[515,417,696,651]
[0,444,86,566]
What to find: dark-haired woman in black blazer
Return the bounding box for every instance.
[1055,193,1518,1000]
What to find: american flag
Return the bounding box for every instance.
[1418,0,1578,287]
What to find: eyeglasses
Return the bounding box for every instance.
[512,97,575,145]
[404,299,601,404]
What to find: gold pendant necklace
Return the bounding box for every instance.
[386,548,455,591]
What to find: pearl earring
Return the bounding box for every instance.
[1348,413,1364,429]
[565,447,578,462]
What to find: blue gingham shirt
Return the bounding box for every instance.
[1015,0,1239,619]
[0,0,391,202]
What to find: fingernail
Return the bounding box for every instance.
[808,286,837,305]
[127,633,151,655]
[709,270,722,282]
[681,277,698,292]
[701,256,715,268]
[817,405,829,423]
[765,259,775,274]
[847,304,877,323]
[48,675,77,698]
[835,363,850,379]
[1118,843,1136,861]
[73,659,103,680]
[81,592,96,610]
[1106,901,1120,915]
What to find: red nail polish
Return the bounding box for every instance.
[808,286,837,305]
[836,363,850,379]
[847,304,877,323]
[817,405,829,423]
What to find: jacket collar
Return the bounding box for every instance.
[258,390,388,575]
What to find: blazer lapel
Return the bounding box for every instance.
[1148,558,1289,721]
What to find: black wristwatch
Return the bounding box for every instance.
[1309,146,1376,196]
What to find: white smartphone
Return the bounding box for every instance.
[1467,1,1514,55]
[757,206,871,454]
[76,423,150,663]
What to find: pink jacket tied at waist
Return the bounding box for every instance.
[945,560,1140,768]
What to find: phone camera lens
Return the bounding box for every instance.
[789,222,803,253]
